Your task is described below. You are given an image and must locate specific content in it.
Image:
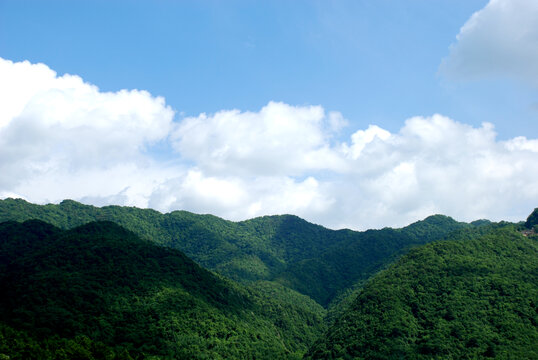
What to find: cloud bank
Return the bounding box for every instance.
[1,57,537,229]
[440,0,538,87]
[0,58,176,206]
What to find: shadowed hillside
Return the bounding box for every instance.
[0,220,326,359]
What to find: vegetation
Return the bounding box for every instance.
[275,215,470,306]
[525,207,538,229]
[0,220,326,359]
[0,199,471,306]
[1,199,536,359]
[324,222,511,324]
[305,226,538,359]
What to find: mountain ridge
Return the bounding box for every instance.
[0,219,326,359]
[305,226,538,359]
[0,199,535,359]
[0,198,477,306]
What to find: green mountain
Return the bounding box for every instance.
[274,214,470,307]
[0,200,536,359]
[0,199,471,306]
[305,226,538,359]
[525,207,538,229]
[0,220,325,359]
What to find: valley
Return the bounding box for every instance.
[0,199,536,359]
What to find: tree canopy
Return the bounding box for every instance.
[306,226,538,359]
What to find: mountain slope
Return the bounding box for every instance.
[305,226,538,359]
[0,220,326,359]
[525,207,538,229]
[0,199,345,282]
[0,199,472,306]
[275,215,470,306]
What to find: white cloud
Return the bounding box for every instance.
[170,101,349,176]
[1,57,537,230]
[0,57,175,198]
[148,172,334,221]
[334,115,538,229]
[504,136,538,152]
[341,124,391,159]
[440,0,538,86]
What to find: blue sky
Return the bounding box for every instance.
[1,0,537,229]
[1,0,509,133]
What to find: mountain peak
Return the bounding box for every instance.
[525,207,538,229]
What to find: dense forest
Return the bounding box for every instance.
[306,226,538,359]
[0,220,325,359]
[0,199,536,359]
[0,199,474,307]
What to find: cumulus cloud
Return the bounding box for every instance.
[341,125,391,159]
[171,101,348,176]
[1,57,537,230]
[0,57,175,201]
[440,0,538,86]
[148,171,334,221]
[334,115,538,228]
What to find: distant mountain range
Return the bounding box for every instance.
[0,198,536,359]
[0,198,477,306]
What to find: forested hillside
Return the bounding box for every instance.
[0,220,326,359]
[0,198,472,306]
[0,200,536,359]
[274,214,470,306]
[305,226,538,359]
[525,207,538,229]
